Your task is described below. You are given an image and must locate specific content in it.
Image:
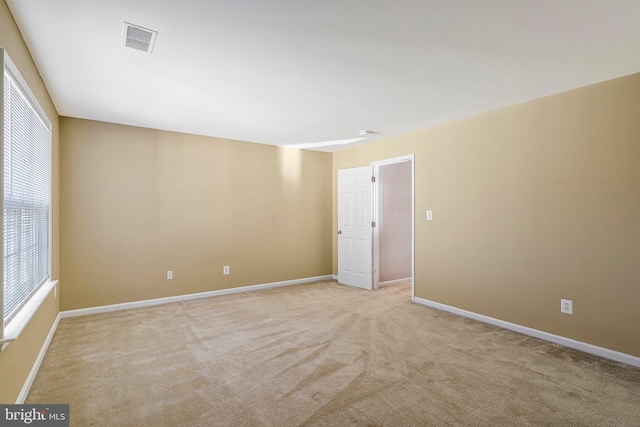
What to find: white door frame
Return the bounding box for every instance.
[372,155,415,301]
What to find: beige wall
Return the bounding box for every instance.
[0,0,60,403]
[334,73,640,358]
[60,118,332,310]
[379,161,412,283]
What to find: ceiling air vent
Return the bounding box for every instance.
[122,22,158,53]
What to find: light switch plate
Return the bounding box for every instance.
[427,210,433,221]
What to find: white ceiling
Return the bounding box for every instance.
[6,1,640,151]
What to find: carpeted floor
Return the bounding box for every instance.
[27,280,640,426]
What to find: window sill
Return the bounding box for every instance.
[1,279,58,351]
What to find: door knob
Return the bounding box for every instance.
[337,230,342,234]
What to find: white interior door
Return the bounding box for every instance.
[338,166,372,290]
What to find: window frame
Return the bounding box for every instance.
[0,48,55,350]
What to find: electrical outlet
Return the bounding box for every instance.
[167,270,173,280]
[561,299,573,314]
[223,266,230,275]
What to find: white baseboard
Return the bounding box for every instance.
[414,297,640,368]
[60,275,334,319]
[16,313,61,404]
[332,274,338,280]
[379,277,411,287]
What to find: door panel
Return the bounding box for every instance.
[342,193,352,226]
[338,166,372,290]
[356,238,367,275]
[341,237,352,273]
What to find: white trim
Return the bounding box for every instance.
[414,297,640,368]
[410,157,415,302]
[1,51,52,130]
[61,275,334,318]
[1,280,58,351]
[332,274,338,280]
[372,164,380,291]
[16,313,60,404]
[379,277,411,287]
[0,50,4,329]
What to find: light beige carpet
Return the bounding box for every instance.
[27,280,640,426]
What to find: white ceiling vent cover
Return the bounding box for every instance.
[122,22,157,53]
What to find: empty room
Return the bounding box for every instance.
[1,1,639,426]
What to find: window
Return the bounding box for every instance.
[1,49,52,344]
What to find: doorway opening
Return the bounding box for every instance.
[373,155,414,301]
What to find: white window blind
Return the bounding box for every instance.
[1,52,51,327]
